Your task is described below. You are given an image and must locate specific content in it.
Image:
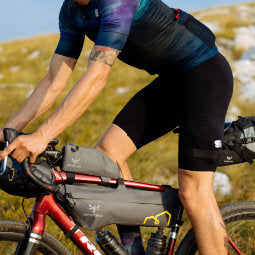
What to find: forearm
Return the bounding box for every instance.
[35,70,107,141]
[3,74,65,131]
[3,54,76,132]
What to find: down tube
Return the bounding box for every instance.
[39,194,102,255]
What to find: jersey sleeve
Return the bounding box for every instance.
[55,0,85,59]
[96,0,138,51]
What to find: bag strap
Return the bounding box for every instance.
[233,137,255,145]
[232,144,255,164]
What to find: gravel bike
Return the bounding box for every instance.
[0,128,254,255]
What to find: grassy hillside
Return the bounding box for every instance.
[0,2,255,254]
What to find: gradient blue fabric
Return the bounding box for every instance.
[55,0,218,73]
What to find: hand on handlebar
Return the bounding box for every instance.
[0,132,49,163]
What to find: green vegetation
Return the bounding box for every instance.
[0,2,255,254]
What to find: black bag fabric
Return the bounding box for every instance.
[56,183,181,230]
[0,157,54,198]
[62,144,121,179]
[219,116,255,166]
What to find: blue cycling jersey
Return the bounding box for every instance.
[55,0,218,74]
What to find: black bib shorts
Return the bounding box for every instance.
[113,53,233,171]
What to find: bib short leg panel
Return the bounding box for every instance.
[113,53,233,171]
[178,52,233,171]
[113,75,182,148]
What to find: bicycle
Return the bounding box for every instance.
[0,128,254,255]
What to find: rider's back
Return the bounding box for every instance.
[56,0,218,74]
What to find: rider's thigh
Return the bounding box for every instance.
[95,123,137,162]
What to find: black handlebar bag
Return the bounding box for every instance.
[219,116,255,166]
[0,156,55,198]
[56,183,181,230]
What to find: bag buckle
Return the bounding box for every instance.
[243,137,253,144]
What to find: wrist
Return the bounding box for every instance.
[34,125,55,145]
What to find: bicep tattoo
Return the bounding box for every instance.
[89,46,119,67]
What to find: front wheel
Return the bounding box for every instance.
[0,220,71,254]
[176,201,255,255]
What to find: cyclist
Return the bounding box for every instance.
[0,0,233,254]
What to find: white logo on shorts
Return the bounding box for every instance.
[214,140,222,148]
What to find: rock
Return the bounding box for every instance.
[234,26,255,51]
[237,5,255,22]
[116,87,129,94]
[240,47,255,61]
[213,172,231,196]
[26,89,34,98]
[226,105,240,122]
[204,22,220,33]
[217,38,235,50]
[9,66,20,72]
[28,50,40,60]
[21,48,28,54]
[233,55,255,102]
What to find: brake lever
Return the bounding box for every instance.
[0,142,4,151]
[0,141,9,175]
[1,128,22,175]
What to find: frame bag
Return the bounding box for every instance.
[219,116,255,166]
[62,144,121,179]
[56,183,182,230]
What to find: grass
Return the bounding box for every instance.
[0,1,255,254]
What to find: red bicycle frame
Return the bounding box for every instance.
[25,170,242,255]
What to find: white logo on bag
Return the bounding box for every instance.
[84,204,103,218]
[71,158,80,165]
[224,155,234,163]
[89,204,101,213]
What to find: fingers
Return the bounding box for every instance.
[0,136,38,163]
[12,150,29,163]
[0,134,47,164]
[29,151,38,164]
[0,139,18,161]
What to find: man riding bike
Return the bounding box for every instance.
[0,0,233,254]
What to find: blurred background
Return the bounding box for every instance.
[0,0,255,254]
[0,0,253,41]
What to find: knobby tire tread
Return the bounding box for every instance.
[0,220,71,255]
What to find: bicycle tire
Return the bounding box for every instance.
[176,201,255,255]
[0,220,71,255]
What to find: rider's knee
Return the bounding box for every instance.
[179,188,212,216]
[94,142,124,163]
[178,173,214,214]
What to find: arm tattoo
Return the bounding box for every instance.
[89,46,119,67]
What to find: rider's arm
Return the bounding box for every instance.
[2,54,77,132]
[34,45,119,142]
[0,0,136,163]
